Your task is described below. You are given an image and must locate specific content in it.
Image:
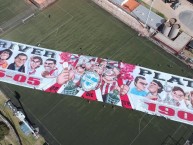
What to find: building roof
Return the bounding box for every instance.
[122,0,140,12]
[5,100,18,113]
[15,111,25,120]
[110,0,125,5]
[188,40,193,49]
[31,0,46,4]
[20,123,31,136]
[179,10,193,32]
[131,5,165,30]
[154,32,192,52]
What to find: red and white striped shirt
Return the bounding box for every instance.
[100,79,117,95]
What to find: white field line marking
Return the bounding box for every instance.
[35,12,73,46]
[129,116,155,145]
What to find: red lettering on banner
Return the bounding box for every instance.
[27,77,40,86]
[158,106,175,116]
[13,74,26,82]
[145,102,156,112]
[143,101,193,123]
[0,69,40,86]
[178,111,193,121]
[0,70,5,77]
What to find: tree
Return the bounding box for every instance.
[0,121,10,141]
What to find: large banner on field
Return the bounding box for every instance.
[0,39,193,125]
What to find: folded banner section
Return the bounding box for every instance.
[0,39,193,125]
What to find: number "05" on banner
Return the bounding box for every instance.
[0,70,40,86]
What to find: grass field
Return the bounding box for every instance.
[1,0,193,145]
[0,0,31,25]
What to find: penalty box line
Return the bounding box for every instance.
[39,97,66,121]
[35,10,74,46]
[129,116,155,145]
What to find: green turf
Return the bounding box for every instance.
[0,0,31,25]
[1,0,193,145]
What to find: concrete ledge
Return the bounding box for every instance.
[154,32,191,53]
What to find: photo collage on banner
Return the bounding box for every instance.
[0,39,193,125]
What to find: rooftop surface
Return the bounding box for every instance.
[131,5,166,29]
[179,10,193,31]
[154,31,192,52]
[122,0,140,12]
[111,0,125,5]
[143,0,193,37]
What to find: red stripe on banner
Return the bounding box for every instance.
[45,83,62,93]
[120,94,132,109]
[82,90,97,101]
[105,82,109,95]
[117,78,132,109]
[50,68,58,75]
[109,82,114,93]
